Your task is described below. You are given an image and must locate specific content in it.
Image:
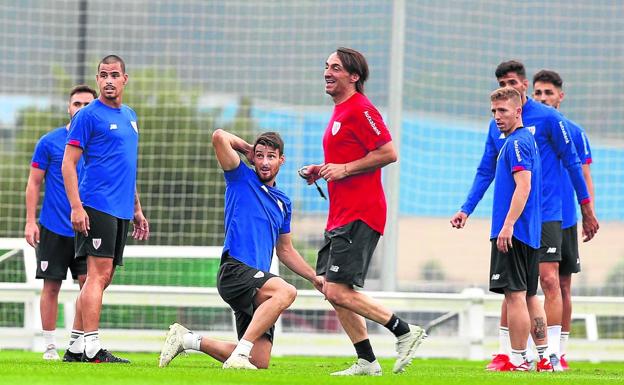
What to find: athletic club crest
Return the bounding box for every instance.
[92,238,102,250]
[526,125,536,135]
[131,121,138,133]
[41,261,48,271]
[331,121,341,135]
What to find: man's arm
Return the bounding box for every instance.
[318,141,397,182]
[497,170,531,253]
[582,164,595,211]
[62,144,89,236]
[132,187,149,241]
[24,167,45,247]
[275,233,324,293]
[211,129,253,171]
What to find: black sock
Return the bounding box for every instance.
[354,339,376,363]
[384,314,410,337]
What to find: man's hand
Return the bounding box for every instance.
[24,222,40,248]
[496,224,514,253]
[450,211,468,229]
[300,164,322,185]
[312,275,325,294]
[132,210,150,241]
[580,203,599,242]
[71,206,90,236]
[318,163,349,182]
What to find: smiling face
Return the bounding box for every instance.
[253,143,284,185]
[324,52,359,104]
[96,61,127,106]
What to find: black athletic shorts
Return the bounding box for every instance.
[560,224,581,275]
[537,221,563,263]
[316,220,380,288]
[75,206,129,266]
[489,237,539,296]
[217,254,278,343]
[35,225,86,280]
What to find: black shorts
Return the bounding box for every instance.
[537,221,563,263]
[316,220,380,288]
[560,224,581,275]
[35,225,86,280]
[217,255,278,343]
[75,206,129,266]
[489,237,539,296]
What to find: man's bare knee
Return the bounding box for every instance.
[540,272,560,293]
[324,284,351,307]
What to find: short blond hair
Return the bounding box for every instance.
[490,87,522,106]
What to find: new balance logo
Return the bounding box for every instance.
[491,274,500,280]
[547,247,557,254]
[253,271,265,279]
[329,265,340,272]
[109,124,118,130]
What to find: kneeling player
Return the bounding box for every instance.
[159,130,323,369]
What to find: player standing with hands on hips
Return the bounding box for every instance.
[62,55,149,363]
[301,47,426,376]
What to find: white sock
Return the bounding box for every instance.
[42,329,56,348]
[536,344,548,360]
[510,349,527,366]
[499,326,511,355]
[231,339,253,358]
[546,325,562,357]
[182,332,202,351]
[84,331,101,358]
[560,331,569,355]
[525,335,536,362]
[68,330,84,353]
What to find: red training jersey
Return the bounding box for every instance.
[322,92,392,234]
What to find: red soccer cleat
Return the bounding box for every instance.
[536,357,554,372]
[559,354,569,371]
[486,354,510,371]
[499,360,530,372]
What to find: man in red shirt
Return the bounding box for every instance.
[302,47,426,376]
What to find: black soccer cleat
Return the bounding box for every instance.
[62,350,83,362]
[81,349,131,363]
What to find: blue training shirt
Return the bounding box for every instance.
[31,127,84,237]
[222,162,291,272]
[491,127,542,249]
[461,98,589,222]
[561,118,593,229]
[67,99,139,220]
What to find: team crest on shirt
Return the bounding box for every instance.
[41,261,48,272]
[92,238,102,250]
[331,121,341,135]
[526,126,536,135]
[131,121,138,133]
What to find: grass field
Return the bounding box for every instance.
[1,351,623,385]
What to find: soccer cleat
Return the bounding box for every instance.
[222,354,257,370]
[393,324,427,373]
[559,354,569,371]
[159,323,190,368]
[485,354,510,371]
[536,357,554,372]
[549,353,564,372]
[503,361,530,371]
[81,349,130,363]
[43,344,60,360]
[62,349,83,362]
[330,358,382,376]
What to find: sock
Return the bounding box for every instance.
[536,344,548,360]
[68,330,84,353]
[546,325,562,357]
[560,331,569,355]
[385,314,410,337]
[182,332,202,351]
[84,331,101,359]
[231,339,253,358]
[510,349,527,366]
[498,326,510,355]
[42,329,56,348]
[525,335,536,362]
[354,339,376,363]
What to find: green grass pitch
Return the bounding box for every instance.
[1,351,623,385]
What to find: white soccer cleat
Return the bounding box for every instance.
[222,353,257,370]
[159,323,190,368]
[330,358,382,376]
[549,353,564,372]
[393,324,427,373]
[43,344,60,360]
